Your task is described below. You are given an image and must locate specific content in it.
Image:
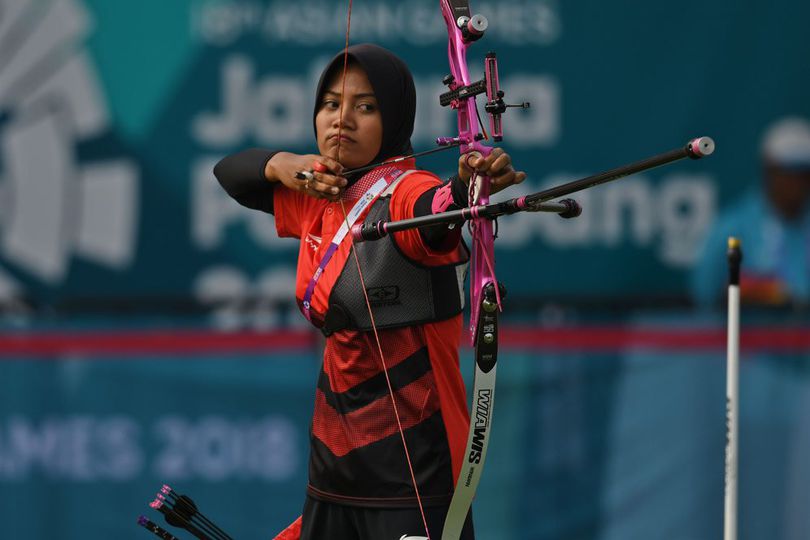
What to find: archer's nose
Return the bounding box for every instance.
[332,107,356,131]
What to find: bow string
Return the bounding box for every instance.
[333,1,512,539]
[328,2,714,540]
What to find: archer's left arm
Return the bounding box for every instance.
[410,147,527,252]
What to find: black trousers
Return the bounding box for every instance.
[300,496,475,540]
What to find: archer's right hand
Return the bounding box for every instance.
[265,152,348,201]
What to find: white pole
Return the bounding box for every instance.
[724,237,742,540]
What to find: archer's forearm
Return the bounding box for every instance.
[214,148,279,214]
[413,175,469,251]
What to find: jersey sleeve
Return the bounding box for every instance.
[389,171,466,265]
[273,185,317,239]
[213,148,278,213]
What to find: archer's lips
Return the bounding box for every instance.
[328,134,356,144]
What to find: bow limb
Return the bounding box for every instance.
[333,2,505,539]
[440,0,501,338]
[439,1,502,539]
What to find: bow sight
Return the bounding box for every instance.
[439,51,531,142]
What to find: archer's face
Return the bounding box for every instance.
[315,63,383,169]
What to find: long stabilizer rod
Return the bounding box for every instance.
[352,136,715,242]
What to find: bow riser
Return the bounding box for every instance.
[440,0,499,345]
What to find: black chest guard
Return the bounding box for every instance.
[321,175,469,337]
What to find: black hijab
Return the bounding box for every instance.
[313,44,416,175]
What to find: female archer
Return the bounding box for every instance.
[214,43,525,540]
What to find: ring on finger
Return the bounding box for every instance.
[295,170,315,190]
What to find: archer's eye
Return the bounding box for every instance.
[322,99,340,110]
[358,102,377,113]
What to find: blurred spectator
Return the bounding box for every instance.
[691,116,810,308]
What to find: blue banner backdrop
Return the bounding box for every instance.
[2,319,810,539]
[2,1,810,539]
[0,0,808,309]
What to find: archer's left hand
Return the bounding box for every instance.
[458,148,527,195]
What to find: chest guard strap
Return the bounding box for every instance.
[322,175,469,336]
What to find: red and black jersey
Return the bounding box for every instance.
[273,160,470,507]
